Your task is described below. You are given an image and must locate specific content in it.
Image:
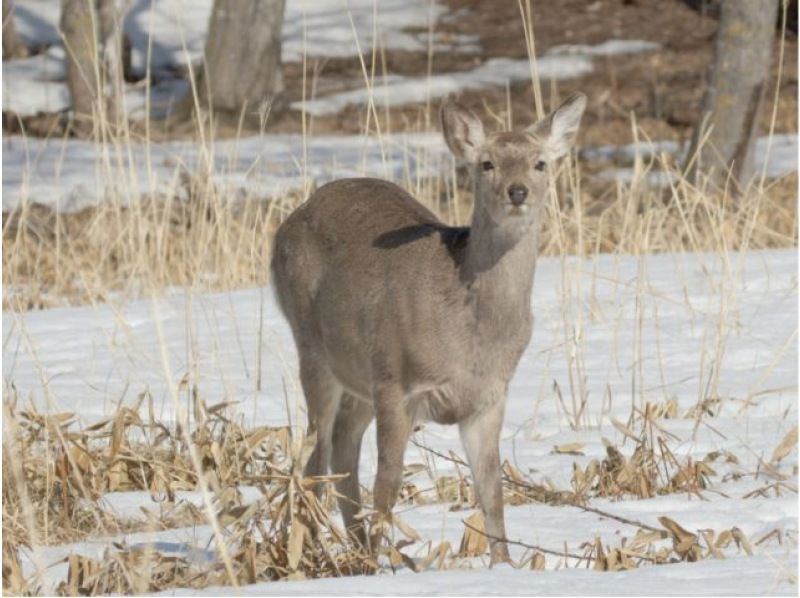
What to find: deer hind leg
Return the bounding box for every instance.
[299,353,342,496]
[331,393,374,547]
[459,397,510,566]
[370,385,413,551]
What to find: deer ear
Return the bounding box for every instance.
[528,92,587,160]
[440,100,485,163]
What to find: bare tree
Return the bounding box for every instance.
[61,0,100,132]
[180,0,286,124]
[685,0,780,190]
[60,0,127,135]
[3,0,29,59]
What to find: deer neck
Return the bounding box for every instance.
[460,198,541,324]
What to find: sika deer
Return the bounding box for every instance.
[271,92,586,565]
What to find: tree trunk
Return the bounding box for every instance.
[3,0,29,59]
[680,0,796,34]
[60,0,127,135]
[95,0,126,123]
[183,0,286,124]
[61,0,101,133]
[684,0,780,190]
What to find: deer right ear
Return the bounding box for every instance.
[440,100,485,163]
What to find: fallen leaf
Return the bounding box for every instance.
[459,511,489,557]
[552,442,586,455]
[770,426,798,464]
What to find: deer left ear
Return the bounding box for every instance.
[527,92,587,160]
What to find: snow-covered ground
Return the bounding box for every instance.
[4,0,661,118]
[4,0,468,116]
[1,131,448,212]
[4,1,795,216]
[584,134,799,186]
[4,129,797,214]
[5,249,798,595]
[291,40,659,116]
[3,1,798,594]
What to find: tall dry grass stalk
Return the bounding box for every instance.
[2,134,796,311]
[2,6,797,595]
[2,1,796,310]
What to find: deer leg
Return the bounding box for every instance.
[459,397,510,566]
[299,354,341,496]
[331,393,374,548]
[370,385,413,551]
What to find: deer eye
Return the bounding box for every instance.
[481,160,495,171]
[535,160,546,171]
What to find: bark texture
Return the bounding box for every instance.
[60,0,127,134]
[3,0,29,59]
[188,0,286,123]
[61,0,101,130]
[685,0,780,189]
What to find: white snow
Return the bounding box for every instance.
[547,39,660,57]
[3,1,798,594]
[5,248,798,594]
[99,486,263,522]
[586,133,799,184]
[3,0,463,117]
[292,55,593,116]
[9,0,456,69]
[4,1,661,118]
[2,45,70,115]
[4,131,796,214]
[292,40,661,116]
[1,131,447,212]
[161,552,795,596]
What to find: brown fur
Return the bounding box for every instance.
[271,93,587,564]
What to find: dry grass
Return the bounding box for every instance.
[6,387,792,595]
[3,141,796,311]
[1,393,377,593]
[3,119,796,593]
[2,168,292,310]
[2,12,796,311]
[2,5,796,596]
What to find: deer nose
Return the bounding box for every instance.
[507,184,528,206]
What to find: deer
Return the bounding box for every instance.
[270,92,587,565]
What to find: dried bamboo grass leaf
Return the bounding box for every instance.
[612,418,640,442]
[629,529,668,549]
[658,516,695,543]
[731,527,754,555]
[715,529,733,549]
[502,462,526,483]
[553,442,586,455]
[244,427,273,456]
[770,426,798,464]
[459,511,489,557]
[404,463,428,476]
[530,551,546,570]
[205,400,239,415]
[417,541,452,571]
[593,537,607,571]
[287,518,307,571]
[700,529,725,559]
[393,514,421,542]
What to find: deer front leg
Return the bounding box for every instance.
[459,396,510,565]
[370,385,413,553]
